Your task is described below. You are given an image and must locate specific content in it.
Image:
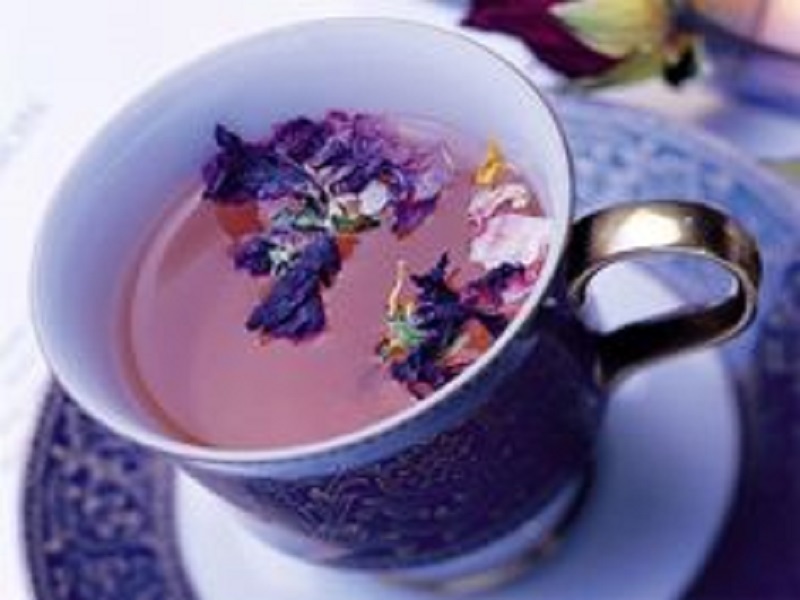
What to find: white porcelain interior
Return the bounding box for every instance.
[31,19,572,461]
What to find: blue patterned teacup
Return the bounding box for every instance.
[31,19,761,588]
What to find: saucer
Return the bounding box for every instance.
[24,266,738,600]
[23,99,800,598]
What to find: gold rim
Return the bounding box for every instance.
[566,200,762,385]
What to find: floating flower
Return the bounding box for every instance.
[233,232,301,278]
[233,235,277,276]
[269,117,332,164]
[463,0,697,87]
[470,213,550,269]
[377,262,426,361]
[202,112,459,344]
[408,144,455,201]
[468,183,532,230]
[331,211,382,235]
[464,262,526,310]
[391,346,455,399]
[246,234,341,341]
[202,124,316,203]
[358,181,393,215]
[391,197,438,238]
[377,255,524,397]
[440,320,494,370]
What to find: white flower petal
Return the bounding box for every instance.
[358,182,391,215]
[470,214,551,269]
[468,183,532,225]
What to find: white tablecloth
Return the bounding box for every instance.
[1,2,798,598]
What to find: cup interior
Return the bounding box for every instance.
[32,19,571,459]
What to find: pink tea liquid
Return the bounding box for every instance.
[120,116,548,449]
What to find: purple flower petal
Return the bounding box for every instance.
[295,234,341,288]
[392,196,438,238]
[464,262,526,309]
[409,145,454,200]
[330,156,386,196]
[202,124,314,204]
[351,113,394,161]
[312,137,353,171]
[325,114,400,195]
[378,162,414,203]
[411,253,459,305]
[270,117,332,164]
[247,285,326,341]
[387,144,452,237]
[245,234,341,341]
[390,345,454,399]
[380,255,519,397]
[472,311,508,338]
[233,235,276,276]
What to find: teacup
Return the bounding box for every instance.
[31,19,761,588]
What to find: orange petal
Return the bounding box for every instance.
[213,202,264,240]
[443,320,494,369]
[336,234,360,261]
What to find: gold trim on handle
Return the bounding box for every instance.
[566,200,762,386]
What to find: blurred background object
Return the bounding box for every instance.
[687,0,800,112]
[463,0,698,88]
[462,0,800,112]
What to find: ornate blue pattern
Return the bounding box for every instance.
[189,311,600,569]
[24,98,800,598]
[24,386,196,600]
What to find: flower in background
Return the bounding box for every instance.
[463,0,698,87]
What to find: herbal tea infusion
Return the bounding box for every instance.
[121,111,551,449]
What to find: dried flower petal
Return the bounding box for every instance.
[464,262,526,309]
[390,346,454,399]
[409,144,455,201]
[468,183,532,230]
[322,114,397,195]
[203,125,314,203]
[358,181,393,215]
[245,234,341,341]
[392,197,438,238]
[377,162,414,204]
[213,202,263,240]
[474,140,506,186]
[332,212,382,235]
[441,320,494,369]
[270,117,331,164]
[470,213,550,269]
[378,254,524,398]
[410,254,459,306]
[233,235,277,276]
[247,283,326,341]
[335,234,360,261]
[296,234,341,287]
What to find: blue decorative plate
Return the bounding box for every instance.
[23,98,800,599]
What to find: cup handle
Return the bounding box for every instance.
[565,200,762,386]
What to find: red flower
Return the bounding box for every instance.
[463,0,620,78]
[463,0,697,87]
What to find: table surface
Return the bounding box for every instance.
[1,2,799,599]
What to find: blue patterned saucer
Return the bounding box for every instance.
[23,98,800,599]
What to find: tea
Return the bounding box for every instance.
[120,112,550,449]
